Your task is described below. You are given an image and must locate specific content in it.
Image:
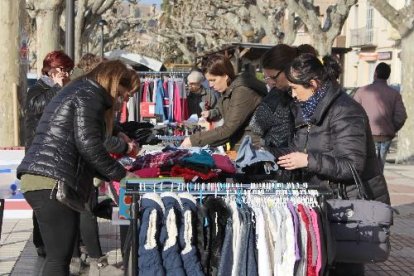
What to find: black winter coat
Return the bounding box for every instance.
[24,78,61,149]
[17,78,126,194]
[293,82,390,204]
[250,87,296,156]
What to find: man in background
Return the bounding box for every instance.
[354,62,407,171]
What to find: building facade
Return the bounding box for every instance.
[342,0,404,89]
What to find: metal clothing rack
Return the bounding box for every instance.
[136,71,189,74]
[0,199,4,241]
[122,178,333,276]
[135,72,189,123]
[155,135,186,146]
[136,71,189,77]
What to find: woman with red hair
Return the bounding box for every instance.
[24,50,74,257]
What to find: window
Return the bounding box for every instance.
[366,4,374,44]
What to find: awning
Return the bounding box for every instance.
[105,49,164,71]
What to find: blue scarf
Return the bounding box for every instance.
[300,82,328,123]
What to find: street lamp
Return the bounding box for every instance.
[97,19,108,57]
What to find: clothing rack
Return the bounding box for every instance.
[136,71,189,76]
[155,135,186,146]
[134,73,189,123]
[122,178,333,276]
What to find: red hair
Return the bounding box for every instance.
[41,50,74,76]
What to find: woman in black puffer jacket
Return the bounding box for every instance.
[23,50,74,258]
[17,60,135,276]
[277,54,390,276]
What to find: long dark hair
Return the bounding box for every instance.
[285,54,341,88]
[261,44,318,71]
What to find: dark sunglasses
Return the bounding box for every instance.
[55,67,73,75]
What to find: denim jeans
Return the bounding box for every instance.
[374,140,392,172]
[24,190,79,276]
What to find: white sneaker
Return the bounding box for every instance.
[69,257,86,275]
[88,256,124,276]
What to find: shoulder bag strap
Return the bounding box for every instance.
[347,161,368,199]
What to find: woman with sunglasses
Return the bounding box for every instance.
[23,50,74,258]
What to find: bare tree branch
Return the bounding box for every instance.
[368,0,414,38]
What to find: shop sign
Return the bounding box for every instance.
[359,52,378,61]
[378,51,392,60]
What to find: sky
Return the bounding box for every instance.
[139,0,162,6]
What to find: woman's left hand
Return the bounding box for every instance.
[181,137,192,148]
[277,152,308,170]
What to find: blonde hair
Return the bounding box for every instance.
[127,69,140,93]
[85,60,135,134]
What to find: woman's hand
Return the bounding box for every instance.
[125,171,137,179]
[118,131,132,143]
[277,152,308,170]
[181,137,192,148]
[50,70,70,87]
[201,110,210,119]
[126,141,139,157]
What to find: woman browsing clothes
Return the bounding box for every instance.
[181,54,267,150]
[17,60,135,276]
[250,44,317,158]
[277,54,390,276]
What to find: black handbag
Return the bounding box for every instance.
[55,180,90,213]
[327,163,393,263]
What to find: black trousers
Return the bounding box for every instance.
[25,190,79,276]
[32,212,44,248]
[72,210,103,259]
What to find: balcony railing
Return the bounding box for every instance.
[349,27,377,47]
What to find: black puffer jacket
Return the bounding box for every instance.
[17,78,126,193]
[293,81,390,204]
[24,78,61,149]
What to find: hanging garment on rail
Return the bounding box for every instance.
[135,190,328,276]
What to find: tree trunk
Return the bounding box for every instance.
[74,0,87,63]
[36,8,61,75]
[0,1,25,146]
[396,30,414,163]
[312,34,333,57]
